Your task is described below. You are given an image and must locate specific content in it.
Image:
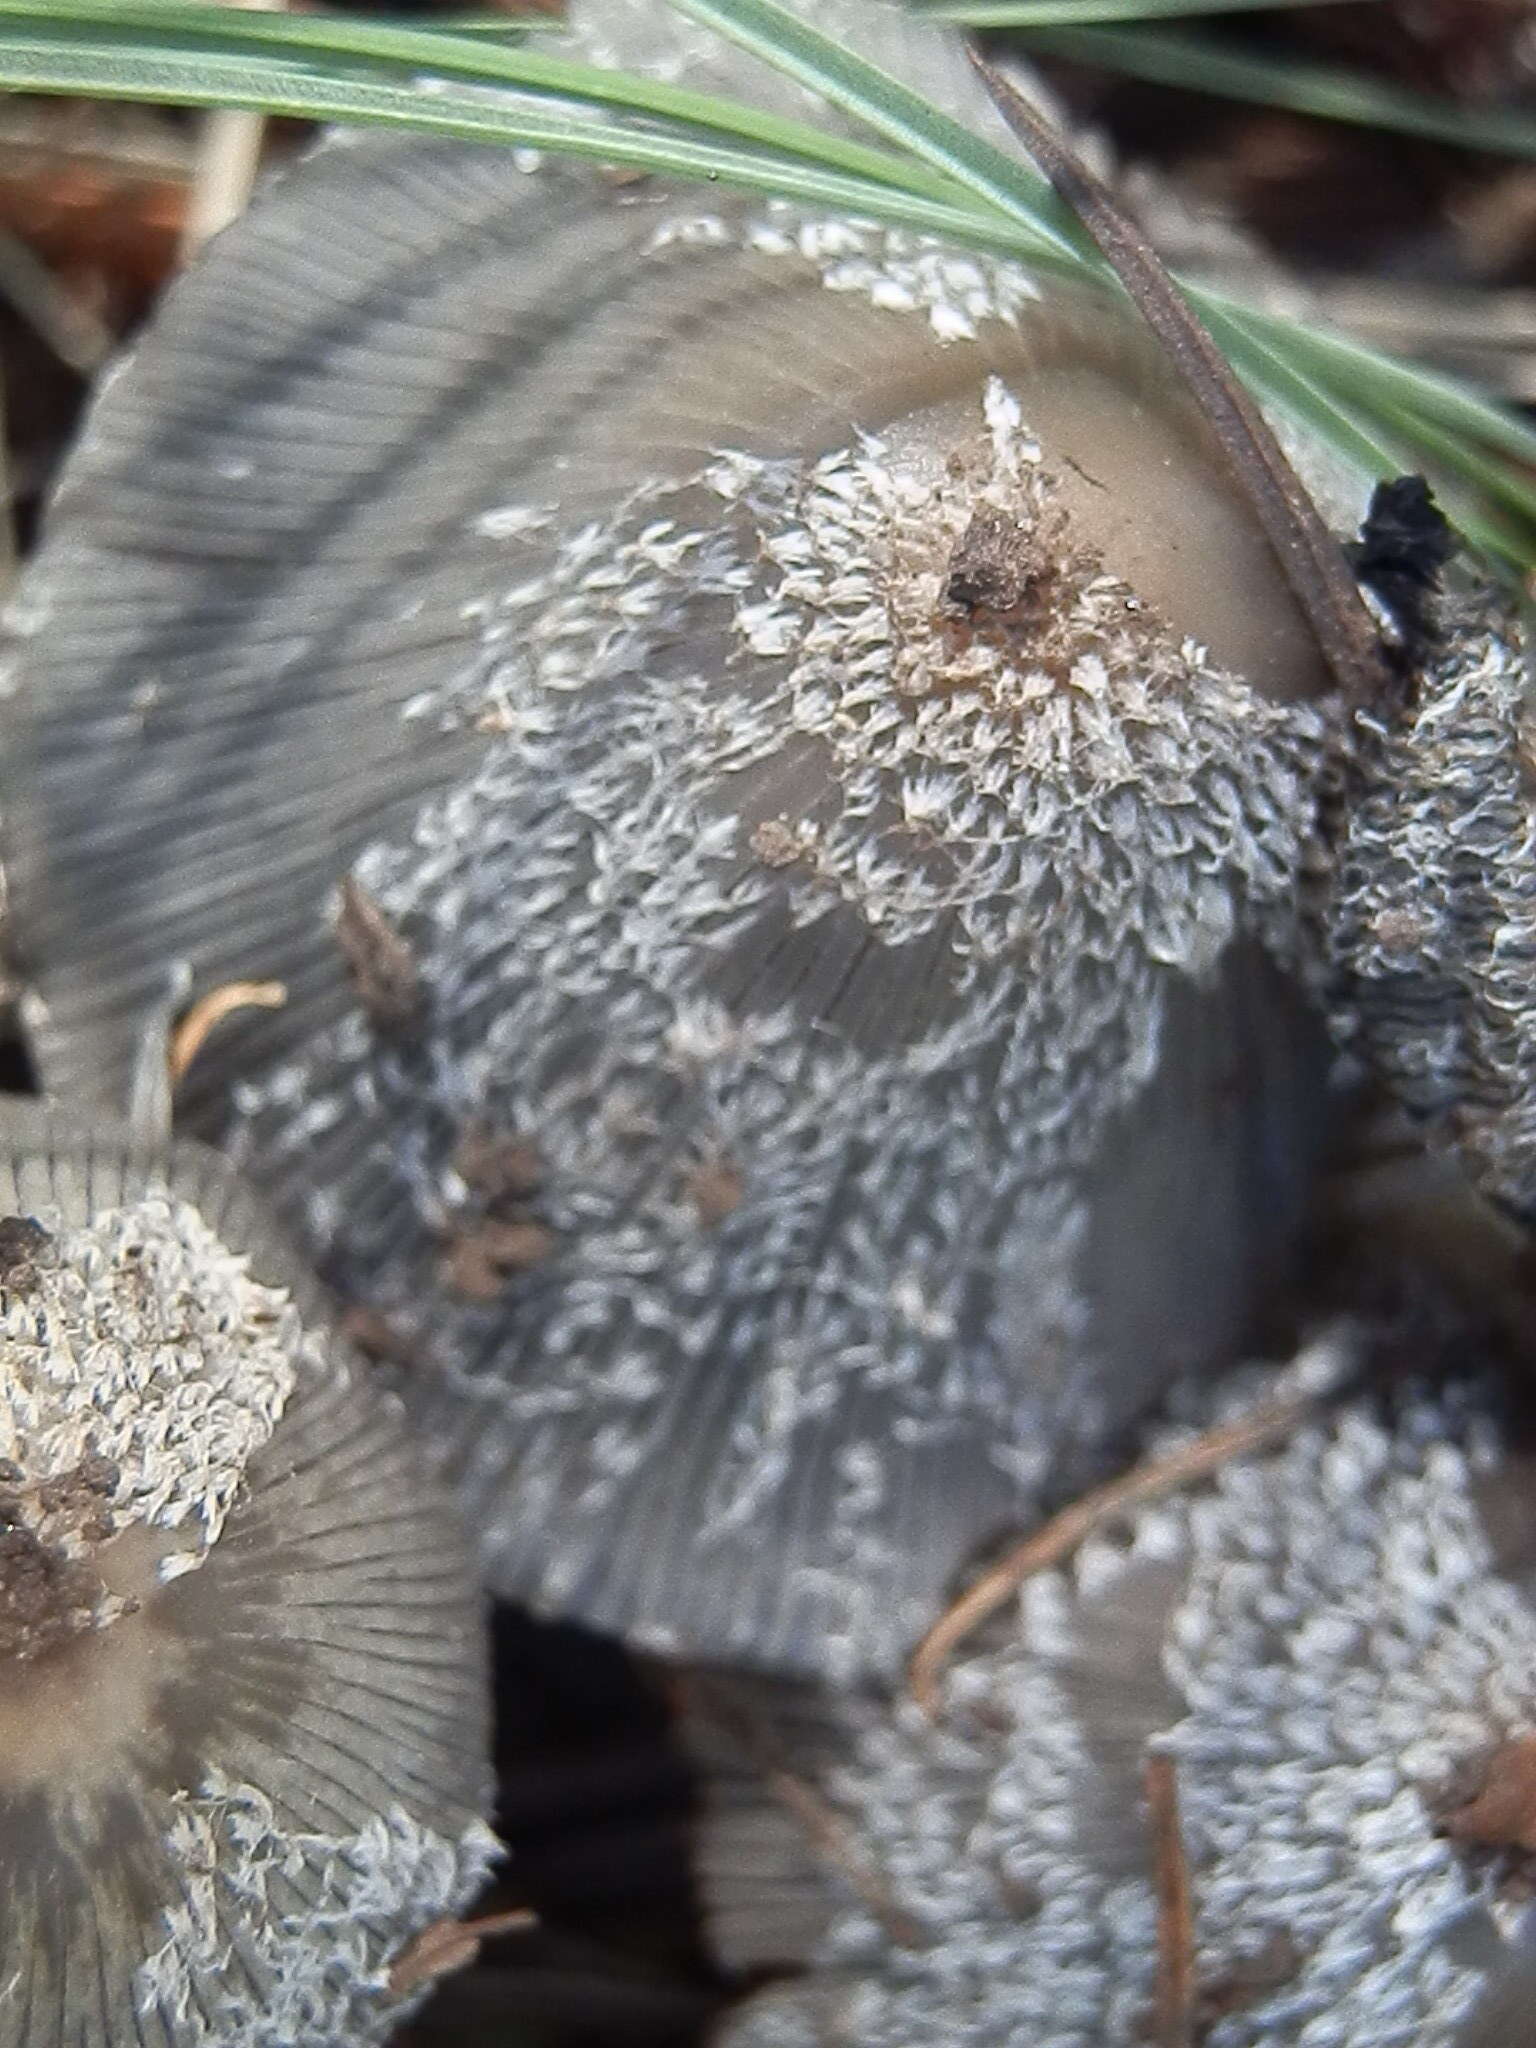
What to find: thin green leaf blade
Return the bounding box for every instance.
[0,0,1528,578]
[0,17,1079,261]
[922,0,1362,24]
[1018,23,1536,162]
[0,0,982,205]
[667,0,1101,263]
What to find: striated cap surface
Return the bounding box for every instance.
[224,355,1341,1676]
[3,0,1374,1677]
[2,0,1362,1127]
[702,1335,1536,2046]
[0,1105,494,2048]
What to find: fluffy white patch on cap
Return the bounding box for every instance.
[1,1198,307,1576]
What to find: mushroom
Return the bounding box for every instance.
[5,0,1382,1677]
[691,1324,1536,2048]
[1326,567,1536,1223]
[0,1100,494,2048]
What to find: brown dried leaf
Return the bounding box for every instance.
[339,1306,417,1371]
[452,1123,544,1203]
[685,1155,745,1227]
[334,874,422,1036]
[386,1907,535,1998]
[1445,1736,1536,1852]
[441,1218,557,1300]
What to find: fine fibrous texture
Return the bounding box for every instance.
[228,364,1338,1680]
[698,1336,1536,2048]
[3,0,1373,1676]
[0,1106,494,2048]
[1327,589,1536,1221]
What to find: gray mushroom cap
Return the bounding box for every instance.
[696,1331,1536,2047]
[1327,590,1536,1221]
[3,0,1376,1677]
[0,1103,494,2048]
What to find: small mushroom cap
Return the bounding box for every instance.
[694,1334,1536,2047]
[0,1102,494,2048]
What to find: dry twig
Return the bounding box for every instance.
[683,1675,926,1951]
[1145,1752,1197,2048]
[909,1385,1321,1717]
[167,978,287,1084]
[762,1759,927,1951]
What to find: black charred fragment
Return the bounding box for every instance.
[1347,476,1457,672]
[0,1522,110,1662]
[0,1215,53,1290]
[943,506,1043,622]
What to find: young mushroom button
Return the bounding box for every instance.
[0,1106,494,2048]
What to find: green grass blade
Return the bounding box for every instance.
[1203,290,1536,472]
[923,0,1363,24]
[1017,24,1536,161]
[1199,302,1404,482]
[1202,299,1534,572]
[1373,397,1536,527]
[0,0,983,206]
[667,0,1101,263]
[0,16,1094,265]
[0,0,1529,577]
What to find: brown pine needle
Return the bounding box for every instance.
[968,48,1386,707]
[167,979,287,1083]
[908,1385,1320,1717]
[386,1906,537,1998]
[1145,1752,1197,2048]
[682,1674,926,1951]
[764,1759,928,1951]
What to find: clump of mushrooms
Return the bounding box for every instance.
[692,1324,1536,2048]
[3,2,1536,2041]
[3,0,1397,1682]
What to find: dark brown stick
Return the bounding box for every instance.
[968,49,1385,705]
